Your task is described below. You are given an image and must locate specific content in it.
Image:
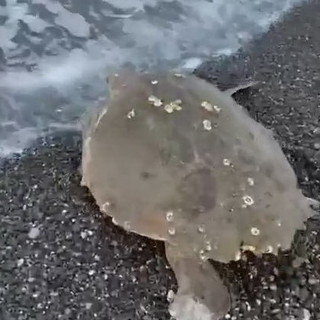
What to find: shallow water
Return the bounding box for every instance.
[0,0,303,156]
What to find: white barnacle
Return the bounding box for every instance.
[102,201,111,212]
[251,227,260,236]
[242,195,254,206]
[166,211,174,222]
[197,225,205,233]
[205,241,212,252]
[201,101,221,113]
[151,80,158,85]
[202,119,212,131]
[165,102,182,113]
[124,221,131,230]
[148,95,163,107]
[164,103,174,113]
[266,245,273,253]
[201,101,214,112]
[164,100,182,113]
[168,227,176,236]
[223,158,231,166]
[167,289,175,303]
[241,245,256,252]
[127,109,135,119]
[235,251,242,261]
[199,250,206,261]
[213,105,222,112]
[247,177,255,186]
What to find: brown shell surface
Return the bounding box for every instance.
[81,70,314,263]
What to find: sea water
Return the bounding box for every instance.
[0,0,303,156]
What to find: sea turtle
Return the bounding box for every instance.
[80,70,317,320]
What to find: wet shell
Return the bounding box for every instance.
[81,69,315,264]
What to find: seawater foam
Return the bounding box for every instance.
[0,0,304,157]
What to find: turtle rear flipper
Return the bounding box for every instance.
[165,243,230,320]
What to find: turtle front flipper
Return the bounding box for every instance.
[165,243,230,320]
[223,80,258,96]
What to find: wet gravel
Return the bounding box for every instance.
[2,0,320,319]
[0,131,177,320]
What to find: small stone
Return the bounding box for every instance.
[291,257,305,268]
[269,284,277,291]
[197,225,205,233]
[302,308,311,320]
[202,119,212,131]
[88,270,96,276]
[167,289,175,302]
[65,308,72,315]
[314,142,320,150]
[174,73,185,78]
[28,227,40,239]
[151,80,158,85]
[80,231,87,239]
[245,302,251,312]
[17,258,24,267]
[85,303,93,310]
[308,277,319,285]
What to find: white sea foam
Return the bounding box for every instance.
[0,0,304,156]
